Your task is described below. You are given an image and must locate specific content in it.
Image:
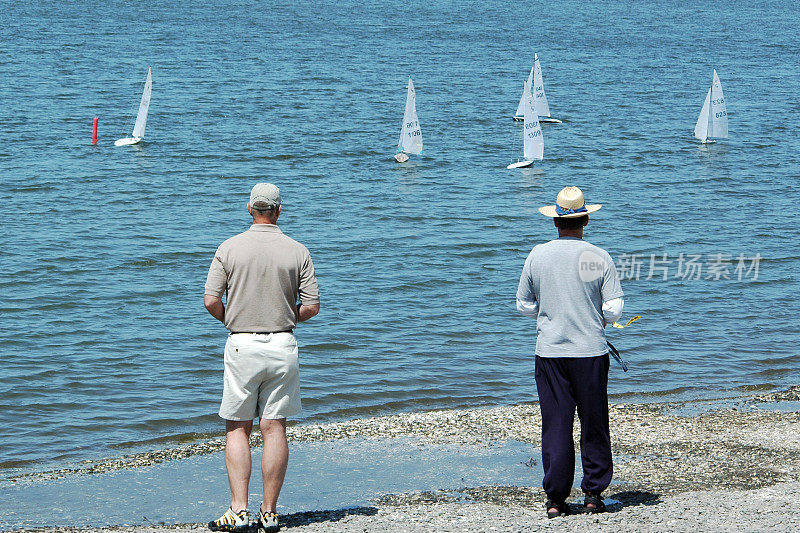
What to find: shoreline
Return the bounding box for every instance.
[8,385,800,487]
[8,481,800,533]
[3,386,799,531]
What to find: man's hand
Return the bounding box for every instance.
[297,303,320,323]
[204,295,225,323]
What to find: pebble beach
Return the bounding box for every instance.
[6,386,799,532]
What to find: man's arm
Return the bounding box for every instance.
[204,295,225,323]
[516,298,539,318]
[516,255,538,318]
[204,248,228,324]
[296,249,320,323]
[297,303,320,322]
[602,297,624,327]
[601,251,624,327]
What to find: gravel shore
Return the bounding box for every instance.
[10,481,799,533]
[7,386,800,532]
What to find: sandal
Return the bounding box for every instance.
[208,507,251,532]
[584,493,606,513]
[545,499,570,519]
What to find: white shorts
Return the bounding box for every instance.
[219,332,301,421]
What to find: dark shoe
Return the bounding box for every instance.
[584,493,606,513]
[545,499,570,519]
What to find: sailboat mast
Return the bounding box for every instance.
[706,69,714,141]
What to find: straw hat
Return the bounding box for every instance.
[538,186,602,218]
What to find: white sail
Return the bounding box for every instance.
[523,84,544,161]
[532,53,551,118]
[709,69,728,139]
[515,66,534,117]
[694,88,711,142]
[132,67,152,139]
[398,78,422,155]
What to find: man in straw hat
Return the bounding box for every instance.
[516,186,624,518]
[204,183,320,532]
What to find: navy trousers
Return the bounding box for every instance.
[534,353,612,502]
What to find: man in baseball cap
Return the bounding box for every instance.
[205,182,320,532]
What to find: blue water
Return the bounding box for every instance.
[2,0,799,475]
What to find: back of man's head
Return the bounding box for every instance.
[249,182,282,221]
[250,182,281,208]
[554,215,588,231]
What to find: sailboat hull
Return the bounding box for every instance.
[513,115,561,124]
[394,153,410,163]
[507,160,534,169]
[114,137,142,146]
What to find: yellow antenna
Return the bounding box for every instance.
[612,315,641,329]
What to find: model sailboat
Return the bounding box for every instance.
[395,78,423,163]
[693,69,727,144]
[513,53,561,124]
[507,81,544,169]
[115,67,152,146]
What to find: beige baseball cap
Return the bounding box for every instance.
[249,183,281,209]
[538,186,601,218]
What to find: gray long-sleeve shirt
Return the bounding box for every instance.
[517,237,623,357]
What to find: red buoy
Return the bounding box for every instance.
[92,117,98,144]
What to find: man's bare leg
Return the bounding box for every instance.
[225,419,253,512]
[259,418,288,513]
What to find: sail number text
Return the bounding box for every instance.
[405,120,421,137]
[524,123,542,137]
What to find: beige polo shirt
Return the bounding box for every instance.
[204,224,320,333]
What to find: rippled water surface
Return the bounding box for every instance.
[2,0,799,473]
